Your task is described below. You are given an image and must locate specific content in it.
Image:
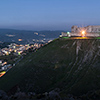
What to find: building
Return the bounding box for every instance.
[61,32,71,37]
[71,25,100,33]
[61,25,100,37]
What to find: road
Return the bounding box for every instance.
[14,56,23,66]
[0,56,24,77]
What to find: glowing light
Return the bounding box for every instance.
[81,31,85,37]
[67,32,71,37]
[67,32,70,34]
[14,50,16,52]
[0,71,6,77]
[6,52,9,55]
[9,49,12,52]
[18,39,22,41]
[2,62,7,66]
[18,52,21,55]
[59,35,62,37]
[82,31,85,34]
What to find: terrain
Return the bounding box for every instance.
[0,38,100,97]
[0,29,63,43]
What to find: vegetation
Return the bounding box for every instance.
[0,42,10,48]
[0,38,100,96]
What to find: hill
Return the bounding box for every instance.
[0,29,62,43]
[0,38,100,96]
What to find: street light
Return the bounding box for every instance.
[67,32,71,37]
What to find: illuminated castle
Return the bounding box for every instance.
[72,25,100,33]
[61,26,100,37]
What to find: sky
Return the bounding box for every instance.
[0,0,100,31]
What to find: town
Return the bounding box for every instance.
[0,40,52,77]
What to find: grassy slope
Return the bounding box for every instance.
[0,38,100,95]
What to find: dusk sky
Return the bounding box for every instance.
[0,0,100,30]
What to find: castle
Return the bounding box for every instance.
[61,26,100,37]
[72,25,100,33]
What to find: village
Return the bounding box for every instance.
[0,42,49,77]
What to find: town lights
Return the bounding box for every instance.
[18,39,22,41]
[81,31,85,37]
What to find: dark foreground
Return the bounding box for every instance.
[0,38,100,100]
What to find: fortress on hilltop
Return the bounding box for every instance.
[72,25,100,33]
[61,25,100,37]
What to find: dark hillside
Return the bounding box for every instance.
[0,38,100,96]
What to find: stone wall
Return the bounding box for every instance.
[71,25,100,33]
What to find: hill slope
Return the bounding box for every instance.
[0,38,100,95]
[0,29,62,43]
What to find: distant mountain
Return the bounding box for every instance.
[0,29,63,43]
[0,38,100,96]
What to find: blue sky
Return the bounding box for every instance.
[0,0,100,30]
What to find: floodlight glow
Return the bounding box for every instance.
[82,31,85,34]
[81,31,85,37]
[67,32,70,34]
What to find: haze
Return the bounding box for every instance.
[0,0,100,30]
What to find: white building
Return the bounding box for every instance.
[61,32,71,37]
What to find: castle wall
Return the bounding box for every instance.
[71,26,100,33]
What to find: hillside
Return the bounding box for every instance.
[0,29,62,43]
[0,38,100,96]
